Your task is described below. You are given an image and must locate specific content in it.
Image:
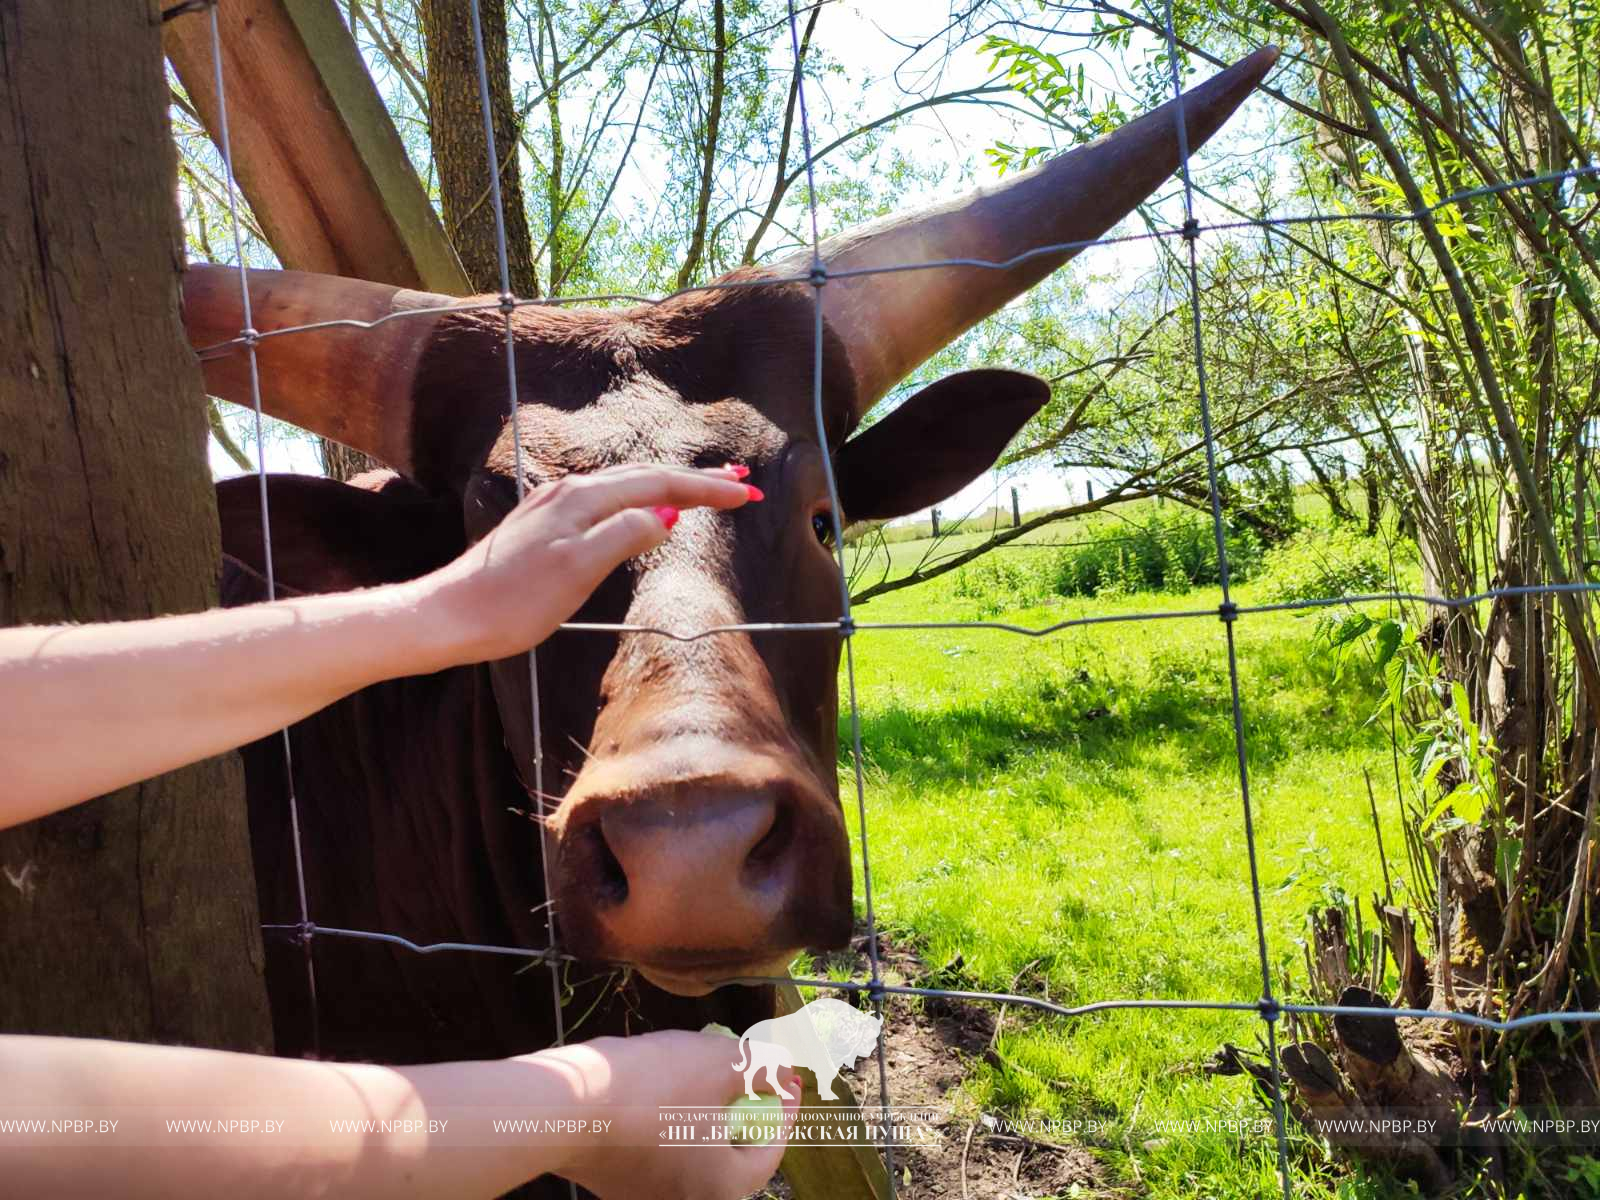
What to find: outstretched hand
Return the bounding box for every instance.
[0,462,757,825]
[530,1030,800,1200]
[426,463,758,664]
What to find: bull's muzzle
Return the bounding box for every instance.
[552,747,852,993]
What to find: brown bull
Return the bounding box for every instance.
[188,51,1275,1075]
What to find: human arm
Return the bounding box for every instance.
[0,464,753,827]
[0,1029,797,1200]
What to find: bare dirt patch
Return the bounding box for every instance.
[757,935,1120,1199]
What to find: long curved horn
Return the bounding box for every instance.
[182,264,460,479]
[799,47,1279,418]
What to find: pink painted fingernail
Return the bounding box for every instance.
[652,506,679,530]
[723,463,750,480]
[744,485,765,502]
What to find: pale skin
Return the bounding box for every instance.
[0,463,798,1199]
[1,463,753,821]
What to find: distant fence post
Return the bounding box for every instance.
[1011,487,1021,526]
[1086,480,1095,502]
[930,508,941,537]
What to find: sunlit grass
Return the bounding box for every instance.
[826,505,1411,1198]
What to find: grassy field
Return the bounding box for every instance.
[805,502,1416,1198]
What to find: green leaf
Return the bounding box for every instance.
[1329,612,1376,648]
[1452,785,1485,826]
[1420,791,1455,832]
[1384,655,1406,703]
[1374,620,1403,669]
[1496,838,1523,891]
[1420,752,1450,794]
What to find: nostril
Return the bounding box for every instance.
[578,789,805,928]
[582,822,629,908]
[743,798,794,878]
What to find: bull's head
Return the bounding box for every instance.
[185,49,1275,996]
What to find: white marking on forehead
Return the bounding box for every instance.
[511,376,789,469]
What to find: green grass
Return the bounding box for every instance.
[847,492,1284,599]
[815,504,1415,1198]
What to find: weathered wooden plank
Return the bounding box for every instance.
[774,979,893,1200]
[164,0,470,293]
[0,0,271,1052]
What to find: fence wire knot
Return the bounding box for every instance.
[1217,600,1239,623]
[807,264,828,288]
[238,326,260,348]
[1257,996,1282,1023]
[497,292,517,315]
[1181,217,1201,241]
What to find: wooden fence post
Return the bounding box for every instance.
[164,0,470,293]
[0,0,272,1052]
[773,980,892,1200]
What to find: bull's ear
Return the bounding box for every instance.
[833,369,1049,522]
[217,473,465,596]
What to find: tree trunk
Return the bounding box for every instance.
[543,40,565,287]
[1305,449,1355,523]
[0,0,271,1049]
[1310,67,1472,675]
[319,438,382,482]
[1486,495,1545,808]
[420,0,538,297]
[675,0,726,290]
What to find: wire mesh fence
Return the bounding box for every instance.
[172,1,1600,1196]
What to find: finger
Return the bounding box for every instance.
[780,1076,802,1131]
[571,506,675,574]
[725,1141,788,1193]
[592,461,748,482]
[590,461,747,485]
[727,1077,801,1180]
[567,465,756,526]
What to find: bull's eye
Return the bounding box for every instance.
[812,513,835,547]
